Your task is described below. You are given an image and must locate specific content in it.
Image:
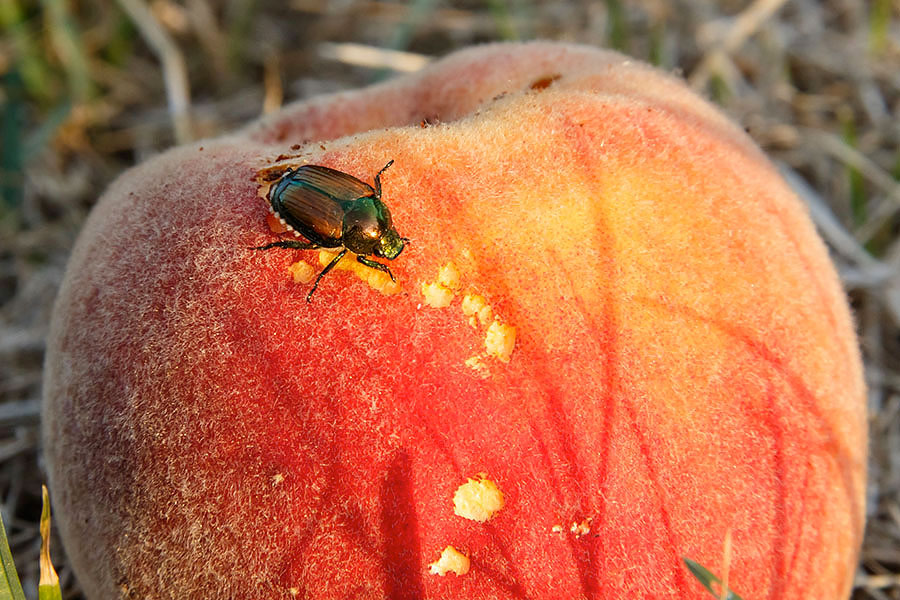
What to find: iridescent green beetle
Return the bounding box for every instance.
[253,160,408,302]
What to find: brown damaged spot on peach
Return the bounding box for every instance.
[529,74,561,90]
[428,546,470,577]
[318,250,401,296]
[453,474,505,523]
[275,145,315,163]
[256,164,292,185]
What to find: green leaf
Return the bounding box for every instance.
[0,512,27,600]
[684,557,743,600]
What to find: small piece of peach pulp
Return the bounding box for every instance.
[461,294,493,327]
[570,519,591,537]
[428,546,470,576]
[421,281,455,308]
[453,475,505,522]
[288,261,315,284]
[421,262,461,308]
[484,320,516,363]
[464,355,490,379]
[437,262,461,290]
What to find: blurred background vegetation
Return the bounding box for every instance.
[1,0,898,597]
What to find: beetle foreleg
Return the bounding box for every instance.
[251,240,319,251]
[307,248,348,302]
[356,255,395,282]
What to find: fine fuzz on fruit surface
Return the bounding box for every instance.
[43,42,866,599]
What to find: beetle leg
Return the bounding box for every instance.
[307,248,348,302]
[356,255,395,282]
[251,240,319,251]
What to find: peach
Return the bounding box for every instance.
[42,42,866,599]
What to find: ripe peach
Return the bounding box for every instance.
[43,42,866,599]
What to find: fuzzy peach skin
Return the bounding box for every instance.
[43,42,866,599]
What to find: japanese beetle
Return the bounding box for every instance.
[253,160,408,302]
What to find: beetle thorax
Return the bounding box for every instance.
[342,204,382,254]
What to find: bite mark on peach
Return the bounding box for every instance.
[437,262,461,290]
[428,546,470,577]
[464,355,490,379]
[570,519,592,538]
[265,212,288,234]
[484,320,516,363]
[421,281,455,308]
[421,261,518,370]
[421,261,461,308]
[550,519,593,538]
[461,293,493,328]
[287,261,315,284]
[317,249,402,296]
[453,474,505,522]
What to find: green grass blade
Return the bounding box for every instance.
[605,0,630,51]
[486,0,520,41]
[869,0,892,53]
[42,0,93,102]
[0,0,56,102]
[684,558,743,600]
[0,513,27,600]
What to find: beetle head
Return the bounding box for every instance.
[374,229,406,260]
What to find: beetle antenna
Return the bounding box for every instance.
[373,160,394,197]
[377,160,394,177]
